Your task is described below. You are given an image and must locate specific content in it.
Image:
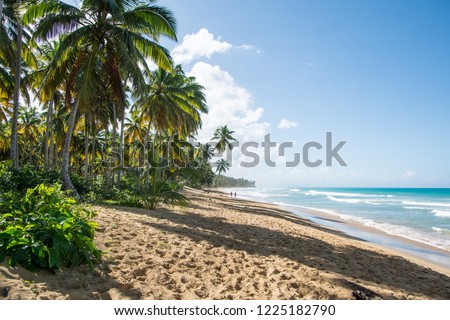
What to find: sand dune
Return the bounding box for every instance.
[1,188,449,300]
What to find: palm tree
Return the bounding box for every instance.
[23,0,177,196]
[10,0,23,170]
[135,65,207,186]
[17,106,41,164]
[124,113,145,166]
[215,158,230,176]
[1,0,37,169]
[212,125,237,153]
[194,142,214,165]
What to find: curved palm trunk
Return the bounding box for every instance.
[44,100,53,170]
[61,99,80,197]
[10,0,23,170]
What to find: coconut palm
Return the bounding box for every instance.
[134,65,207,186]
[212,125,237,153]
[23,0,177,196]
[194,142,214,165]
[137,64,207,141]
[17,106,41,164]
[1,0,37,169]
[215,158,230,176]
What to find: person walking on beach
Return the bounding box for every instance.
[234,192,237,197]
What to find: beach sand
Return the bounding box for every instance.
[1,188,449,300]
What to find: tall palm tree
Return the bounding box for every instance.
[24,0,177,196]
[10,0,23,169]
[135,65,207,185]
[215,158,230,176]
[1,0,37,169]
[137,65,207,138]
[212,125,237,153]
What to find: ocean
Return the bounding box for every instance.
[222,187,450,267]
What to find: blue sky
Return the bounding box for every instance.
[68,0,450,187]
[157,0,450,188]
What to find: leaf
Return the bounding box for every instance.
[48,248,61,269]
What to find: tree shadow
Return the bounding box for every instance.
[119,206,450,299]
[0,252,141,300]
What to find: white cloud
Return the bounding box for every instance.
[277,118,298,129]
[188,62,270,142]
[172,28,232,65]
[402,170,417,178]
[306,62,315,67]
[172,29,270,180]
[172,28,260,65]
[236,44,261,53]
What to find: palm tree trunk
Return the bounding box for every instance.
[117,104,125,187]
[61,99,80,197]
[28,136,32,165]
[145,131,158,187]
[44,100,53,170]
[104,126,111,188]
[0,0,4,23]
[10,0,23,170]
[51,138,56,169]
[91,135,96,179]
[84,115,89,180]
[137,122,151,191]
[111,104,117,186]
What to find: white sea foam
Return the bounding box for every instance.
[273,202,342,217]
[432,227,450,234]
[274,202,450,251]
[403,206,431,210]
[327,196,364,204]
[327,196,384,205]
[401,200,450,208]
[306,190,391,198]
[432,209,450,217]
[238,191,289,199]
[288,188,301,193]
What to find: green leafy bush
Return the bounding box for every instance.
[0,184,102,270]
[0,165,94,197]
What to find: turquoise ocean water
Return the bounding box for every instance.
[222,187,450,266]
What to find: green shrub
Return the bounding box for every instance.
[0,184,102,270]
[0,165,60,194]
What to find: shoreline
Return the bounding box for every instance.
[1,187,450,299]
[223,189,450,275]
[281,205,450,275]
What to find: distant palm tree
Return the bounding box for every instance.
[18,106,41,164]
[212,125,237,153]
[23,0,177,196]
[215,158,230,176]
[195,143,215,163]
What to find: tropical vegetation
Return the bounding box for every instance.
[0,0,243,270]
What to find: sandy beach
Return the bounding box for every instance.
[1,188,449,300]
